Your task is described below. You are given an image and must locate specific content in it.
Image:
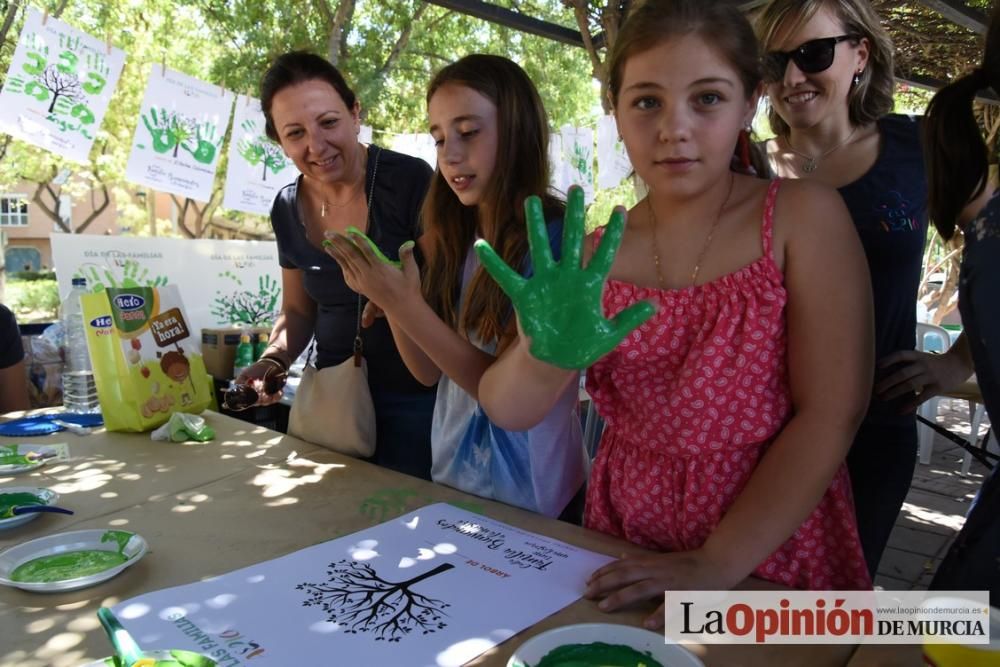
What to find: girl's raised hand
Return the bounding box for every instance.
[323,229,419,310]
[474,185,656,369]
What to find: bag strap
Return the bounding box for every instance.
[308,146,382,370]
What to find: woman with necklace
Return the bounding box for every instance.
[756,0,972,577]
[237,52,436,480]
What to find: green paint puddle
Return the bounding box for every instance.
[101,649,218,667]
[0,492,44,517]
[532,642,666,667]
[11,550,127,583]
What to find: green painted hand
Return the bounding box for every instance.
[142,108,176,154]
[182,123,222,164]
[474,185,656,370]
[323,226,403,268]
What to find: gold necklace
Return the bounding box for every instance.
[318,147,368,217]
[785,125,859,173]
[647,172,735,289]
[320,185,364,218]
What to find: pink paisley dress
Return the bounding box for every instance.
[585,180,871,590]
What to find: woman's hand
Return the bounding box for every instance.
[234,358,288,406]
[584,550,738,630]
[474,185,655,370]
[324,230,420,312]
[876,343,974,413]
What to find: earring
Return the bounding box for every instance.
[737,126,755,174]
[853,70,862,87]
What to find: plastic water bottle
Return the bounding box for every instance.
[61,277,101,414]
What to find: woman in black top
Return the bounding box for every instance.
[238,52,435,479]
[755,0,941,576]
[0,304,29,413]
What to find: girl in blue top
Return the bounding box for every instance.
[922,4,1000,601]
[325,55,586,519]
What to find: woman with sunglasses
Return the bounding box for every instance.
[756,0,966,579]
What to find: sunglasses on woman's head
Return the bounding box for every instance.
[762,34,860,82]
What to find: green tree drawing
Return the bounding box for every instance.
[237,120,288,181]
[210,273,280,326]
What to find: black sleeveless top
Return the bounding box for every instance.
[838,114,928,424]
[270,144,435,395]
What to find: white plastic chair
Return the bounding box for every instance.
[916,323,988,473]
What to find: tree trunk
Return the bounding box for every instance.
[73,184,110,234]
[148,188,158,237]
[31,176,69,233]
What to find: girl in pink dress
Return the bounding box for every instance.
[478,0,873,629]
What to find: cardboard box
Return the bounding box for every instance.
[201,327,270,380]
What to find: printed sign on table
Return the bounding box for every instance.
[222,95,299,216]
[0,7,126,162]
[51,234,281,332]
[112,503,613,666]
[125,66,234,202]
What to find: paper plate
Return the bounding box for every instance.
[81,649,218,667]
[507,623,704,667]
[0,529,147,592]
[0,487,59,530]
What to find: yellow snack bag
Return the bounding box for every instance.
[81,286,212,432]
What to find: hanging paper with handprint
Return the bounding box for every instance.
[0,7,126,162]
[559,125,596,204]
[596,115,633,190]
[125,66,234,202]
[107,503,612,665]
[222,95,299,216]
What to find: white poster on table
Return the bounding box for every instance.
[112,503,613,667]
[597,115,632,191]
[125,66,234,202]
[50,234,281,332]
[222,95,299,216]
[0,7,126,162]
[560,125,595,204]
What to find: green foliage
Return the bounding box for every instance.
[7,279,60,318]
[10,269,56,282]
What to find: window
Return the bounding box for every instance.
[0,195,28,226]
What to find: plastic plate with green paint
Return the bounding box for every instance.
[0,528,148,593]
[81,648,219,667]
[506,623,704,667]
[0,487,59,530]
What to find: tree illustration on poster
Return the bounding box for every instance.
[223,95,299,216]
[0,7,125,163]
[210,272,280,326]
[237,120,290,182]
[298,560,454,642]
[125,67,233,203]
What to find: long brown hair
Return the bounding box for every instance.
[607,0,769,177]
[422,54,563,346]
[924,4,1000,240]
[756,0,895,140]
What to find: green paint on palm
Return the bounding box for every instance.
[474,186,656,369]
[345,226,403,268]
